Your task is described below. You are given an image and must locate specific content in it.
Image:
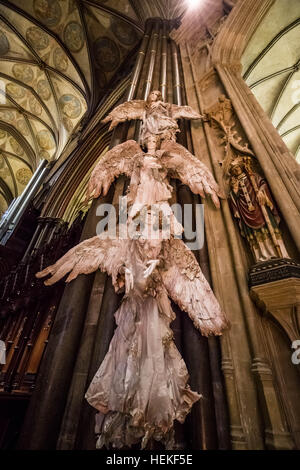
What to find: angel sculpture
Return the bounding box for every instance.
[102,89,202,154]
[87,90,223,208]
[36,212,228,449]
[86,139,223,211]
[37,91,228,449]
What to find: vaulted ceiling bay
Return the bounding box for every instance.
[242,0,300,163]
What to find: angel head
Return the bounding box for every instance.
[146,90,163,105]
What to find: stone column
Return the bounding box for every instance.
[172,0,299,449]
[171,38,227,449]
[56,20,154,450]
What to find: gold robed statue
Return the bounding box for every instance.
[228,156,289,262]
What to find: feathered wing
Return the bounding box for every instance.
[161,238,228,336]
[36,234,126,286]
[171,104,202,121]
[102,100,146,130]
[160,141,223,208]
[86,140,142,201]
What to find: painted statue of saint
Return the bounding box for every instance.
[228,157,289,262]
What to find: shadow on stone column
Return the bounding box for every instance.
[17,185,115,450]
[75,276,123,449]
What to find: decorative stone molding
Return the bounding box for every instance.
[198,70,219,92]
[212,0,276,65]
[225,62,243,75]
[249,259,300,287]
[250,278,300,343]
[250,274,300,449]
[250,356,295,450]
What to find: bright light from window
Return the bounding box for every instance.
[186,0,201,10]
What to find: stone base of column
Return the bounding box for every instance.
[265,429,295,451]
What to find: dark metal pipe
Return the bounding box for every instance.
[177,184,218,450]
[126,20,152,101]
[134,19,159,142]
[56,22,153,449]
[21,218,44,262]
[143,20,160,99]
[195,194,230,449]
[171,40,219,449]
[160,21,168,101]
[170,40,182,106]
[31,218,56,254]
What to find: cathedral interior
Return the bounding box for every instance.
[0,0,300,451]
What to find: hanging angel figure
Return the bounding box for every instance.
[85,138,223,215]
[102,89,202,154]
[87,90,223,210]
[36,91,228,449]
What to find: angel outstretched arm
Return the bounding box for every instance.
[171,104,203,121]
[102,100,145,130]
[160,141,223,208]
[86,140,142,201]
[161,238,228,336]
[36,234,127,288]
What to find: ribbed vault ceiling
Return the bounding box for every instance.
[242,0,300,164]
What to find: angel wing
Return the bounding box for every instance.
[171,104,202,121]
[86,140,142,201]
[160,141,223,208]
[161,238,228,336]
[102,100,146,130]
[36,234,127,287]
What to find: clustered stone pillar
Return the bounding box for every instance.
[171,38,230,449]
[172,0,300,449]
